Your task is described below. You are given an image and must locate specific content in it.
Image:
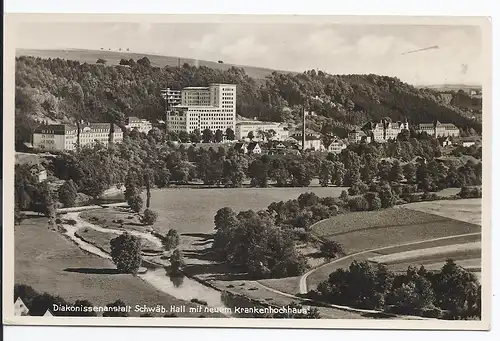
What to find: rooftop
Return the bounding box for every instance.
[34,124,78,135]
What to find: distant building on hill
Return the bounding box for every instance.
[348,129,372,143]
[125,116,152,134]
[327,138,347,154]
[29,163,47,182]
[417,120,460,138]
[165,84,236,135]
[32,122,123,151]
[363,118,409,143]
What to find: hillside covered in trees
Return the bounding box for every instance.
[15,55,481,146]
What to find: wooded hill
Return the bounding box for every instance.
[14,54,481,145]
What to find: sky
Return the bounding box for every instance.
[15,21,483,85]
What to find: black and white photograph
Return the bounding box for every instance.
[2,14,491,330]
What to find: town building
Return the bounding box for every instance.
[348,129,371,143]
[235,120,289,141]
[247,142,262,154]
[29,163,48,182]
[32,123,123,151]
[14,297,29,316]
[233,142,262,155]
[125,116,153,134]
[327,138,347,154]
[33,124,78,151]
[161,88,182,107]
[417,121,460,138]
[363,119,409,143]
[165,84,237,135]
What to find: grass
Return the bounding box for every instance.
[368,242,481,264]
[76,228,161,253]
[258,276,301,295]
[400,199,482,225]
[312,208,480,254]
[14,217,213,317]
[306,208,482,290]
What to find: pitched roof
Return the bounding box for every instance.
[34,124,78,135]
[247,142,260,151]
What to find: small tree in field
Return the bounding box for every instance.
[320,240,344,259]
[58,179,78,208]
[128,195,144,213]
[110,232,142,274]
[162,229,180,251]
[141,208,158,226]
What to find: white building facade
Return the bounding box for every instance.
[235,120,289,141]
[165,84,237,134]
[125,117,153,134]
[33,123,123,151]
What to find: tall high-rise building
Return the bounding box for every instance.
[165,84,236,134]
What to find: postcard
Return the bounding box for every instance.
[2,14,492,330]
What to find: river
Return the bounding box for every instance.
[61,212,230,312]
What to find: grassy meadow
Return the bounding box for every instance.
[14,217,209,317]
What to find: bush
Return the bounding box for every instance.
[66,219,77,226]
[141,209,158,226]
[127,195,144,213]
[320,240,344,259]
[348,196,370,211]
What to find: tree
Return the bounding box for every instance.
[137,56,151,67]
[119,59,129,66]
[202,128,214,143]
[96,58,107,65]
[214,207,239,231]
[247,131,255,140]
[389,160,404,183]
[162,229,180,251]
[190,129,202,143]
[214,129,224,143]
[170,249,184,274]
[141,208,158,226]
[58,179,78,208]
[103,299,129,317]
[32,182,56,221]
[178,130,190,143]
[320,240,344,259]
[403,162,417,184]
[110,232,142,274]
[128,195,144,213]
[225,127,235,141]
[319,160,334,187]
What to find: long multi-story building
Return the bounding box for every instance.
[32,123,123,151]
[363,119,409,143]
[417,121,460,138]
[235,120,289,141]
[165,83,236,134]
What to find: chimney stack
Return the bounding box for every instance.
[302,104,306,150]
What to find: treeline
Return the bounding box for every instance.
[44,130,482,196]
[15,56,480,147]
[312,260,481,320]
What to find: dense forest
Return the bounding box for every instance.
[15,56,481,146]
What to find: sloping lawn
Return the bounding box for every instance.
[14,217,208,317]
